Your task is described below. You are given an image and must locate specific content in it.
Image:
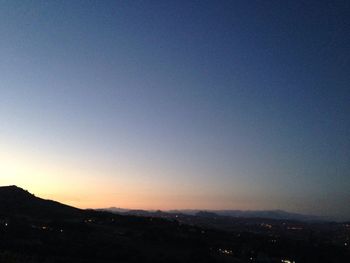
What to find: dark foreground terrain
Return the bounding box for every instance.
[0,186,349,263]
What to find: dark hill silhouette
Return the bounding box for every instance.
[0,185,83,219]
[0,185,348,263]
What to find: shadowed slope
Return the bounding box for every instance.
[0,185,83,219]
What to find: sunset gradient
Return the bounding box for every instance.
[1,1,349,220]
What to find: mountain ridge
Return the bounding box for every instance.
[0,185,334,222]
[104,207,329,222]
[0,185,82,219]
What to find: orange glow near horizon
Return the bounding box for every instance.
[2,140,345,220]
[23,190,255,211]
[0,142,251,211]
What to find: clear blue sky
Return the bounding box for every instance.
[0,0,349,220]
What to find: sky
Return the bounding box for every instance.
[0,0,349,220]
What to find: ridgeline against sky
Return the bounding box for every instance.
[0,1,349,220]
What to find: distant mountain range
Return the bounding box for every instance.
[0,185,328,222]
[104,207,327,222]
